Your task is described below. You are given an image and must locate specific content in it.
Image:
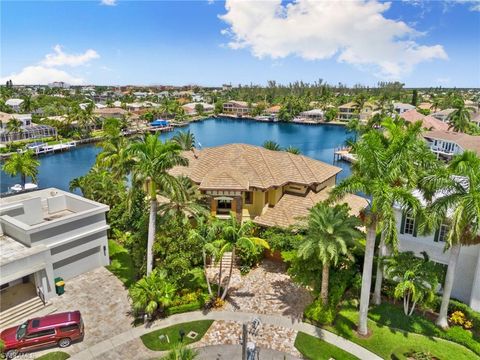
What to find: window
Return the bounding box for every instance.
[403,214,415,235]
[244,191,253,204]
[438,224,449,242]
[25,329,55,338]
[60,324,79,332]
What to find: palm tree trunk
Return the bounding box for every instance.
[221,248,235,301]
[21,174,26,188]
[217,255,223,298]
[202,249,213,296]
[146,197,157,275]
[358,224,376,336]
[373,232,386,305]
[436,243,461,328]
[320,262,330,306]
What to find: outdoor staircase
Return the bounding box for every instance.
[0,297,54,331]
[208,252,236,269]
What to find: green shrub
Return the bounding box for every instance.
[236,242,263,267]
[304,300,336,325]
[261,227,303,252]
[165,301,202,316]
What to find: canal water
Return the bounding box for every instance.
[0,117,354,193]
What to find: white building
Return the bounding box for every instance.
[5,99,24,112]
[0,189,110,328]
[431,109,456,123]
[393,102,416,114]
[48,82,70,89]
[395,194,480,311]
[423,130,480,160]
[298,109,324,122]
[182,102,214,116]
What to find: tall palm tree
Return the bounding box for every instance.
[6,118,23,142]
[127,134,188,275]
[96,129,132,178]
[420,151,480,328]
[172,130,195,150]
[448,99,475,134]
[298,202,362,305]
[330,119,435,336]
[2,150,40,187]
[218,214,269,300]
[262,140,281,151]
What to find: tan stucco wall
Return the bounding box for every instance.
[243,190,268,218]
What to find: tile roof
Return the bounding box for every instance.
[170,144,342,191]
[93,107,127,115]
[254,187,368,228]
[424,130,480,154]
[400,109,449,131]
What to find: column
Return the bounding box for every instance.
[210,198,217,216]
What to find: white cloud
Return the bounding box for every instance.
[451,0,480,11]
[100,0,117,6]
[1,45,99,85]
[0,66,84,85]
[41,45,99,67]
[220,0,448,79]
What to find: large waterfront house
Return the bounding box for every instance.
[0,112,56,143]
[170,144,367,227]
[337,102,357,121]
[423,130,480,160]
[400,109,449,132]
[0,189,110,328]
[93,107,128,120]
[182,102,214,116]
[297,109,325,123]
[395,192,480,311]
[223,101,253,117]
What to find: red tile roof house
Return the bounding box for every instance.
[400,109,450,132]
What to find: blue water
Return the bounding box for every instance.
[1,118,354,193]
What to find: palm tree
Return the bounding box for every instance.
[127,134,188,275]
[2,150,40,188]
[298,202,362,305]
[384,252,440,316]
[6,118,23,142]
[162,343,198,360]
[448,99,474,133]
[284,145,301,155]
[330,119,435,336]
[96,129,132,178]
[129,269,176,317]
[172,130,195,150]
[262,140,281,151]
[420,151,480,328]
[218,214,269,300]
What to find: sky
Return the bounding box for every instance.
[1,0,479,87]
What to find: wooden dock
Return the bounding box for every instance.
[334,147,357,163]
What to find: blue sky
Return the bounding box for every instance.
[1,0,479,87]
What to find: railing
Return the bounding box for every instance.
[37,286,46,305]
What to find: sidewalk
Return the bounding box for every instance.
[70,310,382,360]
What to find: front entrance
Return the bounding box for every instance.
[0,276,37,312]
[217,199,232,215]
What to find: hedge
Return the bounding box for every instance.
[165,301,202,316]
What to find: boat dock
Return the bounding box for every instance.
[18,141,77,156]
[334,147,357,163]
[147,125,174,133]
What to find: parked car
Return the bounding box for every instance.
[0,311,84,358]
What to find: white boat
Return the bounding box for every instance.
[24,183,38,190]
[10,183,38,192]
[10,184,23,192]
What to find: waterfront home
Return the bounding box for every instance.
[393,102,416,114]
[431,108,456,123]
[297,109,324,123]
[5,99,24,112]
[359,102,377,121]
[400,109,449,131]
[337,102,358,121]
[395,191,480,311]
[93,107,128,119]
[423,130,480,160]
[170,144,367,227]
[0,188,110,328]
[223,100,253,117]
[0,113,56,143]
[182,102,214,116]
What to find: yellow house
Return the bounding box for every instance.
[170,144,367,227]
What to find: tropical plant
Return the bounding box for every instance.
[2,150,39,187]
[194,103,205,116]
[96,122,132,178]
[6,118,23,142]
[127,134,188,275]
[161,343,198,360]
[448,98,477,134]
[129,269,176,316]
[284,145,301,155]
[383,252,440,316]
[262,140,281,151]
[329,118,437,335]
[419,151,480,328]
[172,130,195,150]
[297,202,362,305]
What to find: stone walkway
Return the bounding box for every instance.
[70,310,382,360]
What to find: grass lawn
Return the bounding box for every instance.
[106,240,136,288]
[140,320,213,351]
[327,304,479,360]
[294,332,359,360]
[35,352,70,360]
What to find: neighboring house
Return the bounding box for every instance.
[418,102,433,111]
[471,112,480,126]
[400,109,449,132]
[0,113,56,143]
[48,82,70,89]
[297,109,324,122]
[93,107,128,119]
[393,102,416,114]
[359,102,376,121]
[423,130,480,160]
[223,101,253,116]
[191,94,204,102]
[169,144,367,227]
[5,99,24,112]
[337,102,358,121]
[126,102,144,111]
[133,92,148,98]
[395,192,480,311]
[0,189,110,324]
[182,102,214,116]
[431,108,456,123]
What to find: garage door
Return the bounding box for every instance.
[53,246,101,280]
